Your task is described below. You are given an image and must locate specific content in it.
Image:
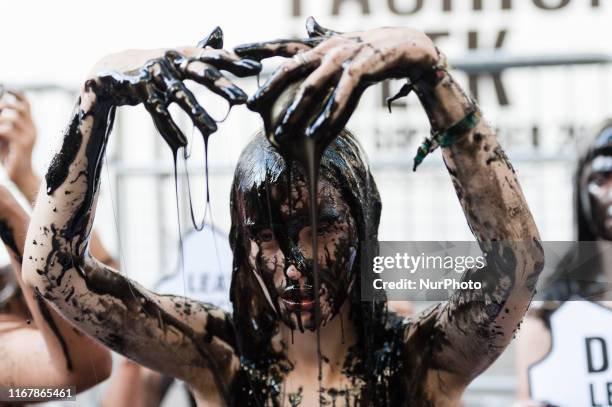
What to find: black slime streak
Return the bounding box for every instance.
[182,136,212,231]
[303,140,325,389]
[45,111,83,195]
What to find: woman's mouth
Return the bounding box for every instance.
[281,285,315,311]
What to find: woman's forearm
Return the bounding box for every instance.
[417,71,539,241]
[414,69,541,244]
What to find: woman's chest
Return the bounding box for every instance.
[281,368,365,407]
[233,354,409,407]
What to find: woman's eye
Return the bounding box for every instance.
[258,229,275,242]
[590,173,608,187]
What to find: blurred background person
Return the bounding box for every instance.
[0,90,112,399]
[0,89,114,404]
[515,121,612,406]
[0,184,112,401]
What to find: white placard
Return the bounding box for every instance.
[155,225,233,312]
[529,300,612,406]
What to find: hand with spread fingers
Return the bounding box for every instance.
[87,27,261,152]
[234,17,439,159]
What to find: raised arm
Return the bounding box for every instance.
[408,65,544,391]
[236,17,544,395]
[21,39,260,397]
[0,185,111,390]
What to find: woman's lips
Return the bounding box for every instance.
[281,285,315,311]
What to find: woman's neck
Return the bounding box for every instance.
[279,301,357,374]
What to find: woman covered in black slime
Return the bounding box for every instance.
[22,20,544,406]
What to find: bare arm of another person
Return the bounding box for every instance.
[21,37,261,400]
[236,17,544,400]
[101,357,174,407]
[515,312,552,404]
[0,185,111,390]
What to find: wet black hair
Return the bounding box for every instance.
[228,130,405,404]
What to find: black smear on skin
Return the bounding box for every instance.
[0,219,22,263]
[45,111,84,195]
[35,288,74,371]
[302,138,324,388]
[80,260,234,401]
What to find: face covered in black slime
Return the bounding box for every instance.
[579,124,612,241]
[232,136,363,332]
[246,168,357,331]
[229,128,382,341]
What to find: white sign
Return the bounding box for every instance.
[155,225,233,312]
[529,301,612,406]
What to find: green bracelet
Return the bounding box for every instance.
[412,108,481,171]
